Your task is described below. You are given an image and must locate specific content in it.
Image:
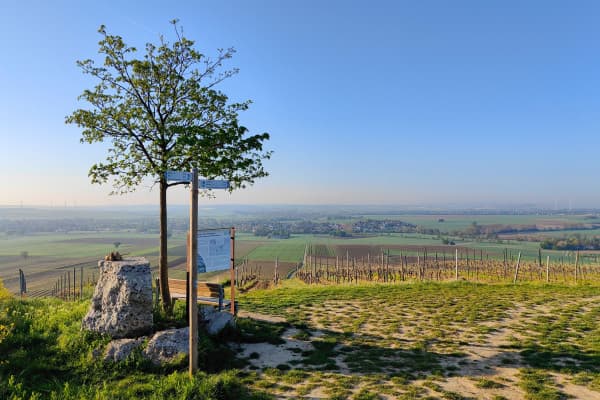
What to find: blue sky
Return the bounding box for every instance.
[1,1,599,207]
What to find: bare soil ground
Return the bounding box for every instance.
[237,283,600,399]
[332,244,489,259]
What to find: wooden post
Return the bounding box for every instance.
[538,248,542,281]
[80,266,83,299]
[399,252,404,281]
[575,251,579,282]
[19,269,25,299]
[154,277,160,310]
[455,249,458,281]
[230,227,236,315]
[188,168,199,376]
[303,244,307,270]
[546,255,550,283]
[513,252,522,284]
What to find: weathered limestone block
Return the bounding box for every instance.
[200,306,235,335]
[143,327,189,364]
[100,309,235,365]
[82,257,153,338]
[103,337,145,362]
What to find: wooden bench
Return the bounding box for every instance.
[162,278,230,311]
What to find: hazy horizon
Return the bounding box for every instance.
[0,201,594,213]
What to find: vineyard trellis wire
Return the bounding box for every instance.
[295,244,600,285]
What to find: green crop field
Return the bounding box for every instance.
[243,236,310,263]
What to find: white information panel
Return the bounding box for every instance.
[197,229,230,273]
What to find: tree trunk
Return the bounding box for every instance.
[159,179,171,312]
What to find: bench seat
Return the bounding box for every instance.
[164,278,226,311]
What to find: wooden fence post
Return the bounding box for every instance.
[455,249,459,281]
[513,252,522,284]
[575,251,579,282]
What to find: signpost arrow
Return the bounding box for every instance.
[199,179,230,190]
[165,170,192,182]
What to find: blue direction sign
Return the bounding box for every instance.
[199,179,230,190]
[165,170,192,182]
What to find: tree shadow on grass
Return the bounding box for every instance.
[234,316,600,381]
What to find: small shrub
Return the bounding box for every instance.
[475,378,504,389]
[0,279,12,300]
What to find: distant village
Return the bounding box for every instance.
[237,219,425,238]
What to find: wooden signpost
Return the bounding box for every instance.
[188,168,199,375]
[164,170,231,377]
[230,227,236,315]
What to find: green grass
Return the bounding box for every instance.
[474,378,504,389]
[519,369,567,400]
[0,293,270,400]
[2,268,600,399]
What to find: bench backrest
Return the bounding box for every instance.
[167,279,223,298]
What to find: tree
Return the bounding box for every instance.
[66,21,271,311]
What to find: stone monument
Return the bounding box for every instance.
[82,257,153,338]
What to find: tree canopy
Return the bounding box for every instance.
[66,21,271,193]
[66,21,271,310]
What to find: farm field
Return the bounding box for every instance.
[0,230,305,293]
[354,214,596,232]
[524,228,600,238]
[0,232,187,294]
[237,281,600,399]
[2,209,600,296]
[4,228,600,294]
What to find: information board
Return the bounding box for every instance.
[197,229,230,273]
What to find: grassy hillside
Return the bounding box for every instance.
[0,287,269,400]
[2,277,599,399]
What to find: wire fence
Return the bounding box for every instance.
[12,262,99,300]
